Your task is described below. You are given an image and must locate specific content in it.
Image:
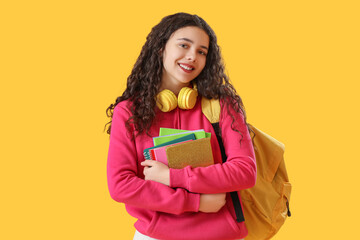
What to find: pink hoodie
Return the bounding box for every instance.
[107,96,256,240]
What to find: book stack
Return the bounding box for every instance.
[143,128,214,169]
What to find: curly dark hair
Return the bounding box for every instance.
[104,12,254,142]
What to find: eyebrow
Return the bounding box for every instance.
[177,38,209,50]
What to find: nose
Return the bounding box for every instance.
[186,50,196,62]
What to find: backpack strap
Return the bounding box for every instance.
[201,97,245,223]
[201,97,221,124]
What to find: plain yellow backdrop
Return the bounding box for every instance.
[1,0,359,239]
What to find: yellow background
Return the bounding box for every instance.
[1,0,359,239]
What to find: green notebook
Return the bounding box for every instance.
[160,128,211,139]
[153,129,207,146]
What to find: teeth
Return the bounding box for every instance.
[179,64,193,70]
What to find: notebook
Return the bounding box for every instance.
[153,130,206,146]
[166,138,214,169]
[151,140,193,165]
[159,128,211,139]
[143,133,196,160]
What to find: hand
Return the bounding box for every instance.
[199,193,226,213]
[141,160,170,186]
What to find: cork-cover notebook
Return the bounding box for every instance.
[165,138,214,169]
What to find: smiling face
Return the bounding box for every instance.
[160,26,210,95]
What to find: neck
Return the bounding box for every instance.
[159,83,190,96]
[160,78,191,96]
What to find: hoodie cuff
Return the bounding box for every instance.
[186,191,200,212]
[169,167,190,190]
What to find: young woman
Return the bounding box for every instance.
[105,12,256,240]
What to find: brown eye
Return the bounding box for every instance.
[199,50,207,55]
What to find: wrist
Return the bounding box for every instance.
[165,168,170,186]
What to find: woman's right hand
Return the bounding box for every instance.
[198,193,226,213]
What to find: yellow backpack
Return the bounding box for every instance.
[201,98,292,240]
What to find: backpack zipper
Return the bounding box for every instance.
[286,199,291,217]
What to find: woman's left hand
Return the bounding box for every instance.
[141,160,170,186]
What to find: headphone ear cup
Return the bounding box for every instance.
[156,89,178,112]
[178,87,198,110]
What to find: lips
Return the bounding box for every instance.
[178,63,195,73]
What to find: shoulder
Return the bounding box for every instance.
[219,97,245,120]
[113,99,133,117]
[219,97,247,136]
[111,100,135,128]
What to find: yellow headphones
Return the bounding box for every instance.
[156,83,198,112]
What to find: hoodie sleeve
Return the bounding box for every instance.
[169,100,257,194]
[107,103,200,215]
